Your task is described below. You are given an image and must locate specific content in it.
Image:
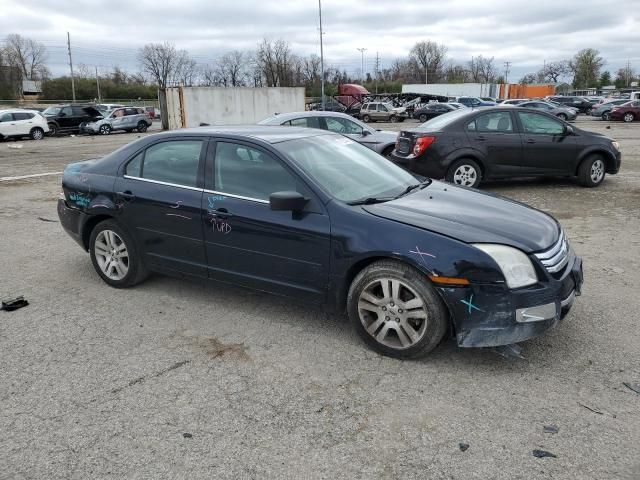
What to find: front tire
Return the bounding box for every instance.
[347,260,448,359]
[48,123,58,136]
[419,114,427,123]
[362,114,371,123]
[446,158,482,188]
[99,124,111,135]
[623,112,635,123]
[602,112,611,121]
[557,113,567,121]
[578,155,606,187]
[89,220,148,288]
[30,127,44,140]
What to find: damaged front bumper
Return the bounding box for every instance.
[438,249,583,348]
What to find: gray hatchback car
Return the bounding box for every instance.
[517,101,577,121]
[81,107,151,135]
[259,111,399,156]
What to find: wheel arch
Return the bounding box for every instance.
[81,214,115,250]
[447,152,487,178]
[575,148,617,175]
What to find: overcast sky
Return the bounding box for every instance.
[1,0,638,80]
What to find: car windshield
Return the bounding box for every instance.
[383,102,395,110]
[275,135,418,203]
[414,108,469,131]
[43,106,62,115]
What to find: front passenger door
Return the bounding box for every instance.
[203,140,331,301]
[516,112,577,174]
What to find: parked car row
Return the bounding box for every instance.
[0,109,49,141]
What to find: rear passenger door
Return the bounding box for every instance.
[465,111,523,177]
[0,113,18,136]
[114,138,207,276]
[12,112,35,135]
[203,139,331,302]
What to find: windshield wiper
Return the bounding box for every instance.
[347,196,396,206]
[394,180,432,199]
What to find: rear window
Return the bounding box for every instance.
[415,108,470,131]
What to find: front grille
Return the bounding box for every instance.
[534,231,569,274]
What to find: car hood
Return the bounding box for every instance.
[362,181,559,253]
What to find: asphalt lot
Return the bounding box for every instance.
[1,117,639,479]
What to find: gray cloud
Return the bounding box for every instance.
[1,0,637,79]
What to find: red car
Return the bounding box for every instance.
[609,100,640,122]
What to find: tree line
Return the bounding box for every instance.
[1,33,638,102]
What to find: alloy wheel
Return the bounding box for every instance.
[453,165,478,186]
[99,125,111,135]
[94,230,129,281]
[624,113,634,123]
[31,128,44,140]
[602,112,610,121]
[590,159,605,184]
[357,277,429,349]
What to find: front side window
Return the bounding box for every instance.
[126,140,202,187]
[214,142,297,201]
[517,112,564,135]
[325,117,363,135]
[467,112,513,133]
[60,106,72,116]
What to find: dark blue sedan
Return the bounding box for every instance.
[58,126,583,358]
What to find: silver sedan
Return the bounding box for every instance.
[258,111,399,157]
[518,101,577,121]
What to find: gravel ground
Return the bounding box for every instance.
[1,117,639,479]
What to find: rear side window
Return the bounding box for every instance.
[125,140,203,187]
[286,117,320,128]
[517,112,564,135]
[13,112,34,120]
[125,108,138,116]
[0,113,13,122]
[467,112,513,133]
[324,117,363,134]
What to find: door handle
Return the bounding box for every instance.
[476,135,486,141]
[116,191,136,201]
[210,208,233,219]
[526,138,535,144]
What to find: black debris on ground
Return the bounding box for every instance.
[532,449,557,458]
[37,217,58,222]
[459,443,469,452]
[543,425,559,434]
[623,382,640,395]
[183,433,193,438]
[1,296,29,312]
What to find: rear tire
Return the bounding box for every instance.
[623,112,635,123]
[347,260,448,359]
[362,114,371,123]
[389,115,398,123]
[137,121,148,132]
[557,113,567,121]
[578,155,606,187]
[89,220,148,288]
[30,127,44,140]
[419,114,427,122]
[446,158,482,188]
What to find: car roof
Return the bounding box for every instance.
[260,110,358,123]
[159,125,333,144]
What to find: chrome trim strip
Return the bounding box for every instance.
[123,175,203,192]
[546,255,569,273]
[540,241,568,266]
[203,189,269,204]
[561,291,575,308]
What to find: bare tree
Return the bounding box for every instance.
[138,42,193,129]
[217,51,249,86]
[75,63,92,79]
[444,63,470,83]
[409,40,447,83]
[478,56,497,83]
[255,39,298,87]
[3,34,48,81]
[541,60,570,83]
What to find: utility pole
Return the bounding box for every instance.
[374,51,380,94]
[67,32,76,102]
[318,0,325,110]
[95,66,101,102]
[627,59,632,87]
[504,61,511,84]
[425,62,428,84]
[357,47,367,84]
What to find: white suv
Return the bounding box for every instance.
[0,109,49,140]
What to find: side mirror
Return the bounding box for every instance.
[361,129,371,136]
[269,191,307,212]
[564,125,574,135]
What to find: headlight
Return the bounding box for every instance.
[473,244,538,289]
[612,141,620,151]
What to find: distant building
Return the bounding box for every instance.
[22,80,42,95]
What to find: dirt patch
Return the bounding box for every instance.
[199,336,251,361]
